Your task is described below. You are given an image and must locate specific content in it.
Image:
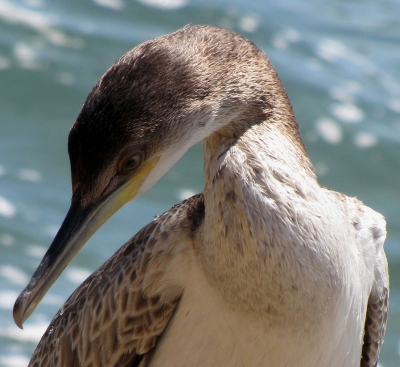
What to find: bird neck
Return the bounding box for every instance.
[202,118,316,220]
[198,118,319,319]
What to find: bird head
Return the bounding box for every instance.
[13,25,282,328]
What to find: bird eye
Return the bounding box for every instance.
[119,154,142,173]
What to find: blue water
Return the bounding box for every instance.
[0,0,399,365]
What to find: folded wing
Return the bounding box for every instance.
[360,209,389,367]
[28,194,205,367]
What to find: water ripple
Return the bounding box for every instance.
[0,196,16,218]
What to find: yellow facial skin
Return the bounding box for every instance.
[13,156,160,328]
[109,156,160,216]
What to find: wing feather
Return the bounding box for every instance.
[28,194,205,367]
[361,286,389,367]
[360,209,389,367]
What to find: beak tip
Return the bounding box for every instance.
[13,310,25,330]
[13,293,28,329]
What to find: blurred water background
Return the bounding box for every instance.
[0,0,399,365]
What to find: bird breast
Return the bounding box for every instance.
[198,123,363,327]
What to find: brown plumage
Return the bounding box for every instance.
[361,287,389,367]
[14,25,388,367]
[28,195,204,367]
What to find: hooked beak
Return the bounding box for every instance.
[13,157,159,328]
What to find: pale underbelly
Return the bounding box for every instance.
[147,262,364,367]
